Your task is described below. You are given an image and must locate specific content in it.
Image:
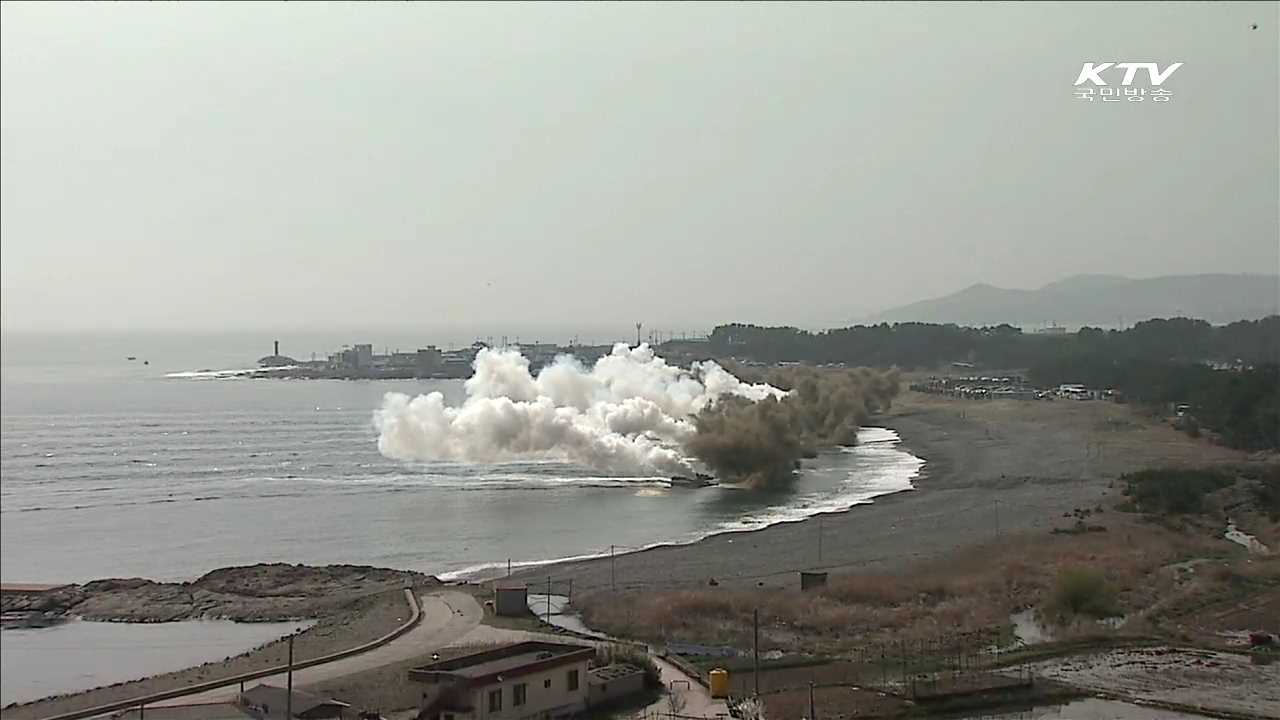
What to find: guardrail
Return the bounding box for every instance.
[37,588,424,720]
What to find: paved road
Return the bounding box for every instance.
[154,591,482,706]
[643,655,729,719]
[156,591,727,719]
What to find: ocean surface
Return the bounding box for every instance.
[1,332,923,584]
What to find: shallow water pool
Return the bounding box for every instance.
[1,618,310,706]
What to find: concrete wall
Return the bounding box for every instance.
[587,669,645,706]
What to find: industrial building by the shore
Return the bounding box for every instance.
[254,335,716,380]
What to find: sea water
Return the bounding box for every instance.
[2,332,924,584]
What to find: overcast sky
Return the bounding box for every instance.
[2,1,1276,335]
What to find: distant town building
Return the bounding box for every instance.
[352,344,374,369]
[385,347,443,374]
[276,338,638,380]
[409,641,594,720]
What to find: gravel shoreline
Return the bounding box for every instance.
[507,392,1251,594]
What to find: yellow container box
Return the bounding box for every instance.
[709,668,730,698]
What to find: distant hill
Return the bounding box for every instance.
[866,274,1279,327]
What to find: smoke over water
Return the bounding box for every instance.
[686,365,902,486]
[375,344,783,477]
[375,345,902,485]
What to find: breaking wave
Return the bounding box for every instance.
[438,428,923,581]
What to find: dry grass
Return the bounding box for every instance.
[579,513,1250,655]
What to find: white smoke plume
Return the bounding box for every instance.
[374,343,784,476]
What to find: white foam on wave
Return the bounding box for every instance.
[713,429,921,534]
[439,427,924,581]
[238,473,675,491]
[849,426,902,445]
[165,366,299,379]
[438,550,620,582]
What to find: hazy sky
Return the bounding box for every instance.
[2,1,1276,335]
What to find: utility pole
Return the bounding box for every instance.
[635,323,642,347]
[753,608,760,697]
[808,681,816,720]
[507,558,512,577]
[817,515,823,564]
[1081,441,1089,485]
[286,634,295,720]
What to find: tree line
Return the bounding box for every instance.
[706,317,1279,451]
[708,317,1279,368]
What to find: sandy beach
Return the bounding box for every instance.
[507,391,1252,593]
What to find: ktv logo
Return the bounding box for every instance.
[1074,62,1183,86]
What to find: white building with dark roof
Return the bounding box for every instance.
[408,641,594,720]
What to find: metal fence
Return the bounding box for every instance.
[719,625,1034,702]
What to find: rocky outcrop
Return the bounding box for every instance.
[0,563,437,623]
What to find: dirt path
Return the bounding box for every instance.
[1032,646,1280,719]
[639,655,728,719]
[153,591,481,706]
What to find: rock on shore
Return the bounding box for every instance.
[0,563,437,623]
